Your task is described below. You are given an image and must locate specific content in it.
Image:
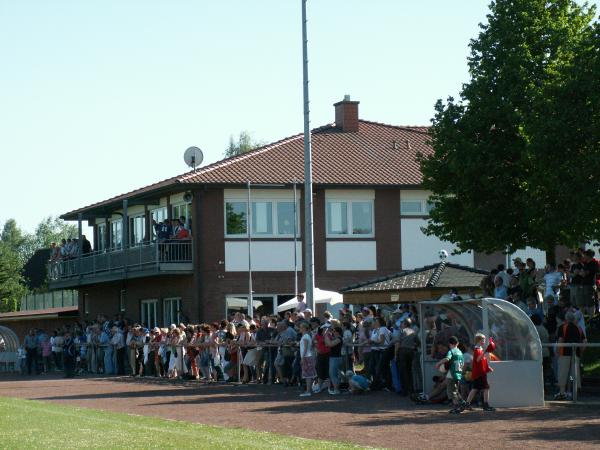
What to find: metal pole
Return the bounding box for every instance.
[293,180,298,299]
[247,181,253,318]
[419,302,426,395]
[301,0,315,312]
[77,213,83,279]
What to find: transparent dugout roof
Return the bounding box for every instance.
[420,297,542,362]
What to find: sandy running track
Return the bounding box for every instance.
[1,375,599,449]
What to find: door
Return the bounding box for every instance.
[141,299,158,328]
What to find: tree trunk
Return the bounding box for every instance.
[545,245,556,266]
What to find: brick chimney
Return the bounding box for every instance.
[334,95,360,132]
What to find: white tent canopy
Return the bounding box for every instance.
[277,288,343,312]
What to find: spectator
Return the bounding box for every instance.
[554,312,586,400]
[24,329,38,376]
[299,322,315,397]
[63,331,76,378]
[493,276,508,300]
[41,335,52,374]
[81,235,92,254]
[580,249,598,316]
[543,263,562,302]
[324,325,343,395]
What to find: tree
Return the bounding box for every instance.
[32,216,78,250]
[223,131,264,158]
[418,0,596,260]
[0,241,26,312]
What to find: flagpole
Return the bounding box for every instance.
[301,0,315,312]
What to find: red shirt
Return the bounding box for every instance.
[471,346,489,380]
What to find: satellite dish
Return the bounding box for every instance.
[183,146,203,171]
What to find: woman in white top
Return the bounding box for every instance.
[299,322,316,397]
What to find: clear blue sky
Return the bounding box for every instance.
[0,1,592,234]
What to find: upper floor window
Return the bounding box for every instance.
[225,200,299,237]
[97,223,106,252]
[326,200,373,237]
[129,215,145,246]
[150,207,168,239]
[172,203,192,231]
[110,219,123,250]
[401,199,435,215]
[400,201,423,214]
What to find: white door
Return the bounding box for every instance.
[141,299,158,328]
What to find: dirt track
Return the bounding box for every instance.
[1,374,599,449]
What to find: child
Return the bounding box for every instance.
[299,322,316,397]
[464,333,495,411]
[435,336,465,414]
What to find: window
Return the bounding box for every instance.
[97,223,106,252]
[172,203,192,231]
[327,202,348,235]
[326,200,374,237]
[226,202,247,235]
[141,299,158,329]
[277,201,296,235]
[110,220,123,250]
[252,201,272,235]
[225,200,299,237]
[129,215,145,246]
[150,207,168,239]
[163,297,181,327]
[400,201,423,214]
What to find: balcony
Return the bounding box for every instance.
[48,240,193,288]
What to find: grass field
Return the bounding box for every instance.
[0,396,364,450]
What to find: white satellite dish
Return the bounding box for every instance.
[183,146,203,171]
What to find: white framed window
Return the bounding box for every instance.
[326,200,374,237]
[129,215,145,246]
[225,294,294,318]
[172,203,192,231]
[163,297,181,327]
[400,201,423,215]
[141,299,158,329]
[97,223,106,252]
[110,219,123,250]
[150,207,168,239]
[225,200,300,238]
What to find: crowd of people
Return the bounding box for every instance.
[20,252,597,408]
[153,216,191,242]
[480,249,597,400]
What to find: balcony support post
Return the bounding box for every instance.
[123,199,129,274]
[77,213,83,281]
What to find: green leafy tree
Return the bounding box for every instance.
[0,241,26,312]
[223,131,264,158]
[419,0,596,261]
[33,216,78,249]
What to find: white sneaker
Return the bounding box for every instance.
[299,392,311,397]
[329,389,340,395]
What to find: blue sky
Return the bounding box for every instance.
[0,1,593,234]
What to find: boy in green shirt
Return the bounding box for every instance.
[436,336,465,414]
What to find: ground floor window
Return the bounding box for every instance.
[225,294,295,319]
[163,297,181,327]
[141,299,158,328]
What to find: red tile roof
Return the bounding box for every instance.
[63,120,431,218]
[0,306,79,320]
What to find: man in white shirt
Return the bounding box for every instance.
[543,263,563,301]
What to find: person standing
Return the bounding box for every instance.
[24,329,39,375]
[436,336,465,414]
[299,322,316,397]
[63,331,76,378]
[554,312,586,400]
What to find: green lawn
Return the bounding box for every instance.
[0,396,365,450]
